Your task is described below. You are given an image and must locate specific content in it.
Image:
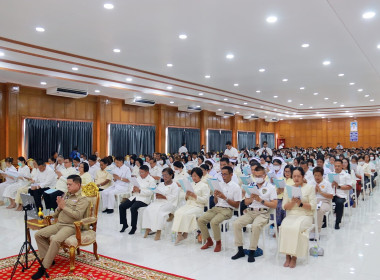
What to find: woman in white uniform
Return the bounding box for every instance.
[3,157,31,209]
[0,157,17,206]
[173,161,190,204]
[142,168,179,241]
[172,167,209,244]
[279,167,316,268]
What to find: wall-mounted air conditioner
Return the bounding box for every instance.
[125,98,156,107]
[47,87,88,98]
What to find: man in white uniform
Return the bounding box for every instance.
[301,161,314,184]
[232,166,277,262]
[257,141,273,156]
[101,156,131,214]
[88,155,100,180]
[178,143,188,155]
[198,166,242,252]
[224,141,239,160]
[149,158,162,184]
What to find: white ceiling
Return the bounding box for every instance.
[0,0,380,120]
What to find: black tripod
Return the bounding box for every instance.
[10,205,49,279]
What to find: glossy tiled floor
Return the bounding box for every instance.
[1,192,380,280]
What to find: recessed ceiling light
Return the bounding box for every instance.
[166,63,173,67]
[264,115,267,118]
[370,99,375,102]
[226,54,234,59]
[169,101,174,104]
[309,106,313,109]
[223,98,228,101]
[299,118,303,119]
[72,67,78,71]
[179,34,187,39]
[234,83,239,87]
[236,111,240,114]
[95,90,100,93]
[362,11,376,19]
[218,109,222,111]
[357,89,363,92]
[113,48,121,53]
[300,87,305,90]
[266,16,278,23]
[126,77,133,82]
[321,117,325,119]
[280,118,284,120]
[338,73,344,77]
[313,92,319,95]
[35,27,45,32]
[301,43,310,48]
[282,78,288,82]
[287,100,292,103]
[345,111,350,113]
[136,96,142,99]
[205,75,211,78]
[340,104,345,107]
[259,68,266,72]
[350,116,353,118]
[377,44,380,49]
[285,111,289,113]
[349,82,355,85]
[104,3,114,9]
[333,101,338,104]
[198,92,204,96]
[299,104,303,106]
[273,96,278,98]
[365,94,369,97]
[256,90,261,93]
[196,105,201,108]
[323,60,331,66]
[243,102,248,105]
[0,52,4,56]
[167,86,173,90]
[260,106,264,108]
[40,82,47,85]
[324,97,329,100]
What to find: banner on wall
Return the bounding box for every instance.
[350,121,358,142]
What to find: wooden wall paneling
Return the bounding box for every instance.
[200,111,206,147]
[0,83,5,159]
[232,116,237,147]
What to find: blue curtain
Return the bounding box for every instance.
[25,118,93,160]
[261,133,275,149]
[110,124,155,156]
[207,129,232,153]
[238,131,256,150]
[167,127,200,154]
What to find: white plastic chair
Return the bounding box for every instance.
[220,208,240,251]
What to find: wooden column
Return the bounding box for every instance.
[155,104,163,153]
[200,110,206,151]
[4,83,20,159]
[232,115,238,148]
[0,83,5,159]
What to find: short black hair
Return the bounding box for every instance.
[67,174,82,185]
[37,159,45,166]
[313,166,324,176]
[18,157,27,164]
[173,161,184,169]
[292,167,305,177]
[65,157,73,163]
[221,166,233,174]
[135,158,144,166]
[89,155,97,162]
[255,166,265,173]
[191,167,203,178]
[100,158,109,165]
[162,167,174,179]
[205,160,213,167]
[80,162,89,172]
[73,157,80,163]
[273,159,282,165]
[200,164,209,171]
[182,142,186,146]
[5,157,13,163]
[115,156,124,162]
[335,159,343,164]
[220,157,230,164]
[263,141,268,145]
[139,165,149,172]
[226,141,232,146]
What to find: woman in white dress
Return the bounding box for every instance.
[132,158,143,177]
[173,161,190,204]
[79,162,94,187]
[172,167,209,244]
[3,157,31,209]
[0,157,17,206]
[142,168,179,241]
[200,164,212,184]
[279,167,316,268]
[15,160,39,211]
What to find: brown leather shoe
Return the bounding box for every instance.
[200,237,213,250]
[167,213,174,222]
[214,240,222,252]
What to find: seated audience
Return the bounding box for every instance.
[0,157,17,205]
[95,158,113,191]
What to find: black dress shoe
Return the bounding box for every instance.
[129,227,137,235]
[106,209,114,214]
[231,247,245,260]
[102,209,108,213]
[31,267,47,280]
[335,223,340,230]
[120,225,129,233]
[248,250,256,263]
[51,260,55,266]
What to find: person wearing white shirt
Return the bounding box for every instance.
[3,157,31,209]
[178,143,188,155]
[173,161,191,203]
[232,166,277,262]
[336,143,343,149]
[142,168,179,241]
[131,158,143,177]
[149,158,163,184]
[43,157,78,210]
[198,166,242,252]
[88,155,100,180]
[101,156,132,214]
[224,141,239,160]
[15,160,38,211]
[301,161,314,184]
[309,167,333,238]
[28,160,57,210]
[316,158,331,178]
[0,157,18,205]
[331,160,352,229]
[119,165,156,234]
[257,141,273,157]
[55,156,65,172]
[267,159,284,183]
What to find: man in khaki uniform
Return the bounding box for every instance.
[32,175,88,280]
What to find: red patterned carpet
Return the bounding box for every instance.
[0,250,193,280]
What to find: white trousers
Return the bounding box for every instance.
[101,184,130,210]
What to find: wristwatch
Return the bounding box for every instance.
[299,203,304,208]
[337,185,341,189]
[261,200,265,205]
